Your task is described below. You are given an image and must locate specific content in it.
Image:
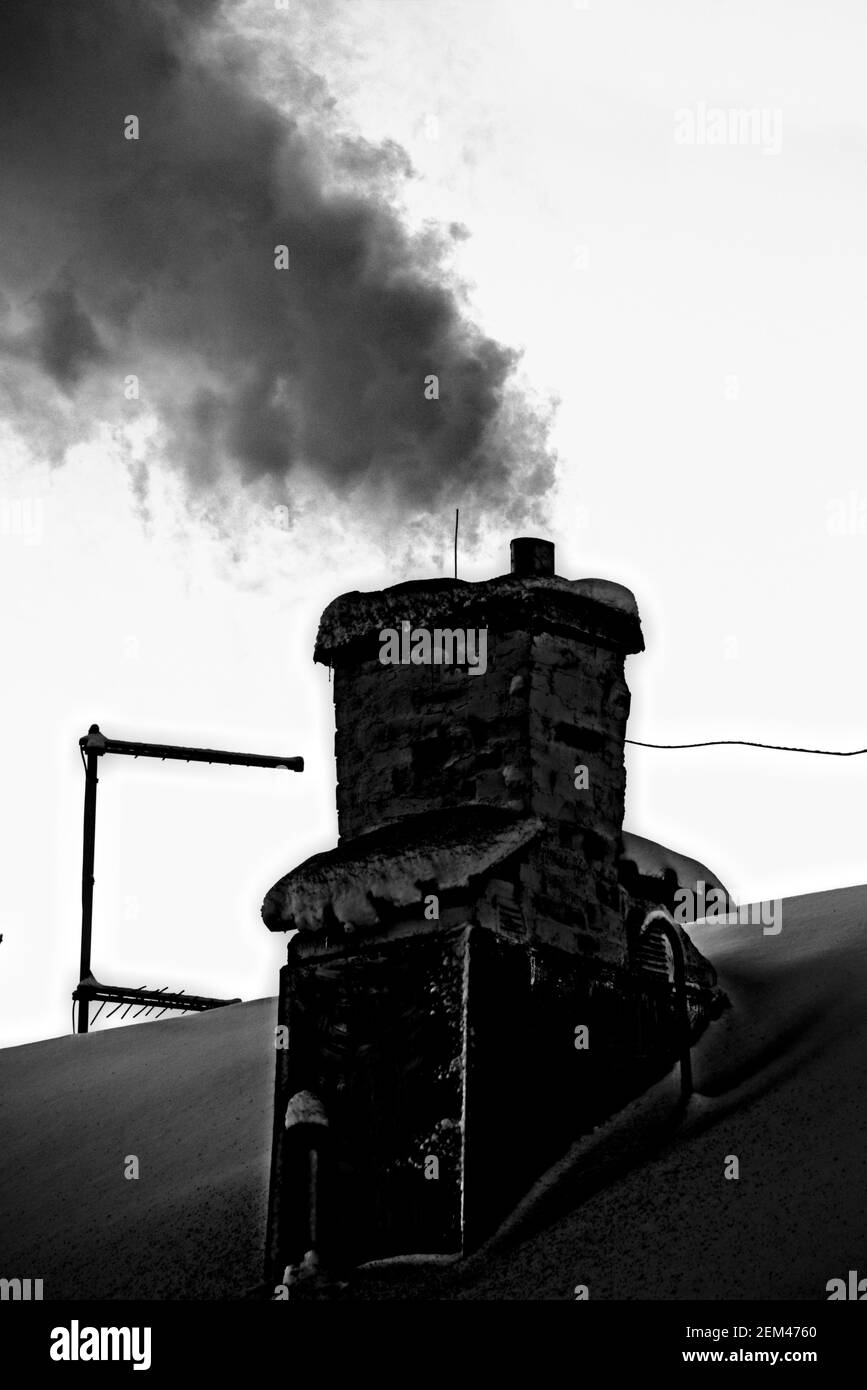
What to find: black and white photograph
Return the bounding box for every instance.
[0,0,864,1367]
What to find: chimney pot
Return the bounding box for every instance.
[510,536,555,577]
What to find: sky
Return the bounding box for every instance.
[2,0,867,1047]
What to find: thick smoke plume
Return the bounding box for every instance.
[0,0,555,522]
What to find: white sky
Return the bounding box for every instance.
[3,0,867,1046]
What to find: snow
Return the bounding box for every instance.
[621,830,732,902]
[0,998,277,1300]
[263,806,543,932]
[1,882,865,1299]
[314,573,642,663]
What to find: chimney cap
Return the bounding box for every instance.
[510,537,555,577]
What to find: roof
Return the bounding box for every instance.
[262,806,544,934]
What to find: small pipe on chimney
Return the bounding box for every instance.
[510,536,555,577]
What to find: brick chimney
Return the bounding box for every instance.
[310,539,644,956]
[260,540,722,1287]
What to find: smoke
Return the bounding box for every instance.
[0,0,556,525]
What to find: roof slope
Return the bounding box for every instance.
[2,882,865,1299]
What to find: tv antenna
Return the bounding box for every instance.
[73,724,303,1035]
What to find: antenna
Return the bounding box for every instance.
[74,724,303,1035]
[454,508,459,579]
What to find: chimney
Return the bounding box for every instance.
[299,544,644,904]
[259,539,722,1287]
[510,536,555,577]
